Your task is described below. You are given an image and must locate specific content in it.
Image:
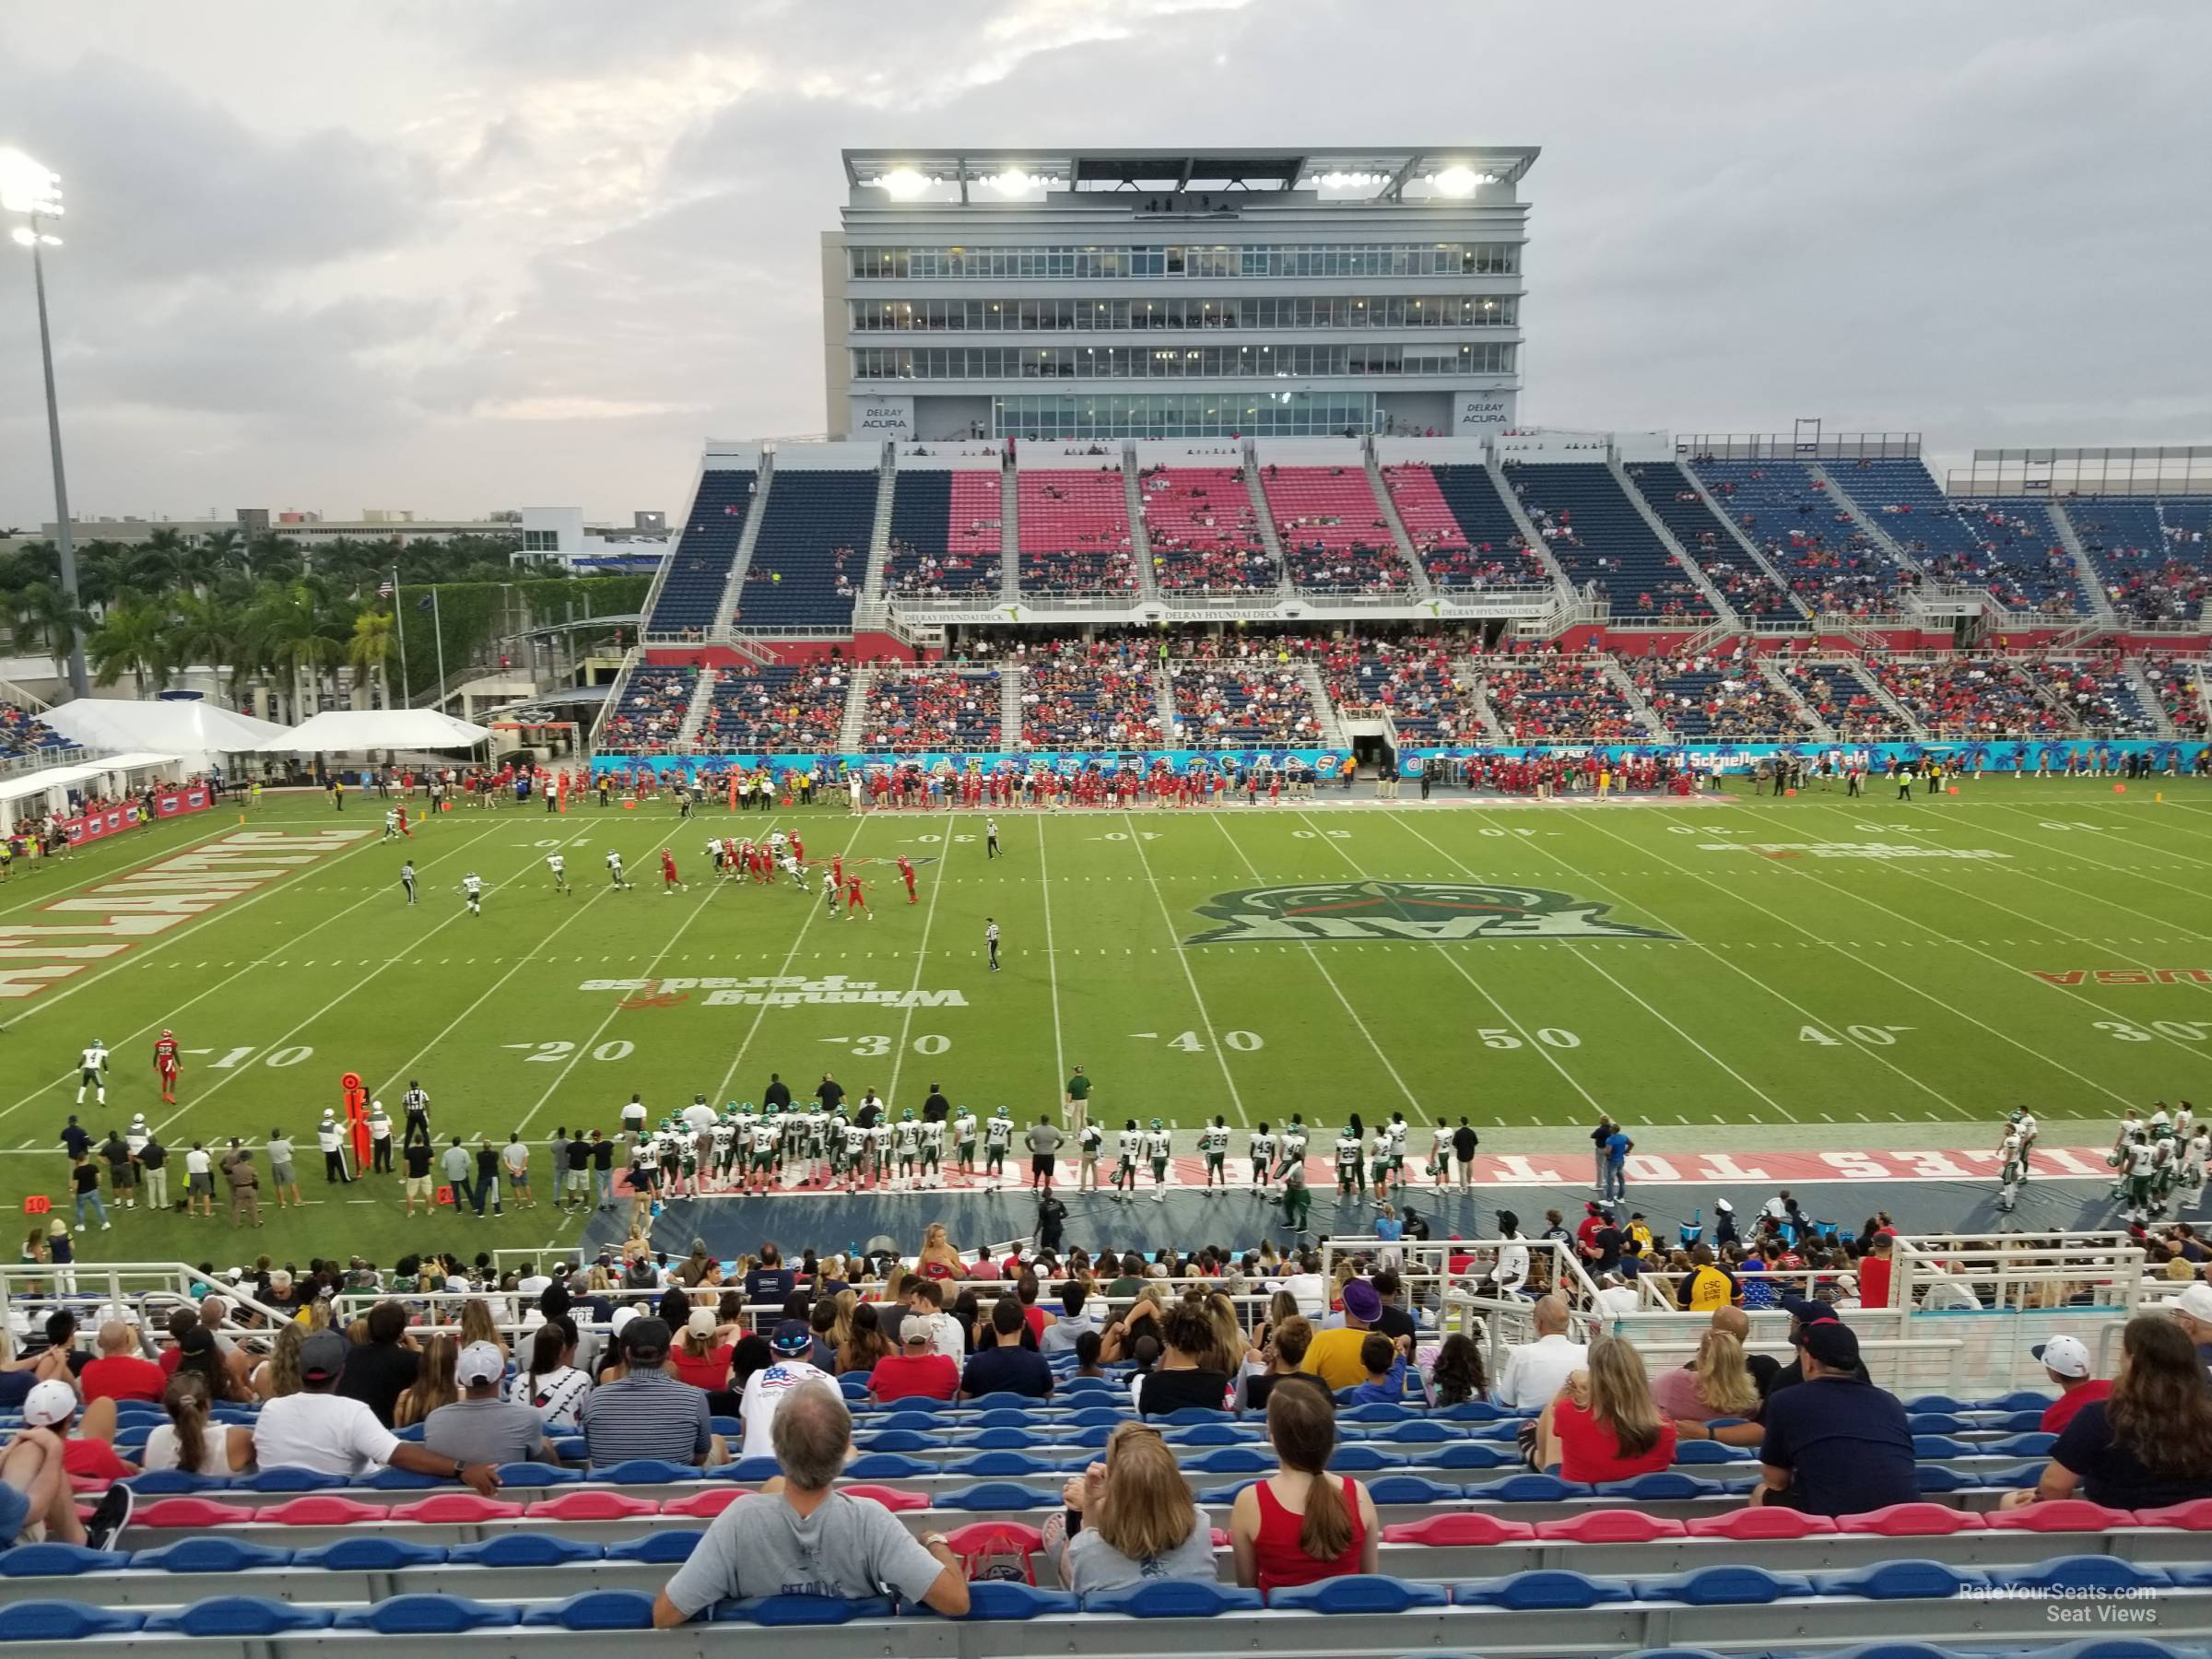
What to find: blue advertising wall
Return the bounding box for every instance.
[594,737,2204,782]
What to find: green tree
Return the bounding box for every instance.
[252,582,346,721]
[89,594,174,697]
[347,607,397,708]
[16,581,92,680]
[166,591,249,694]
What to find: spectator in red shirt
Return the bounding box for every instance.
[867,1324,959,1404]
[1858,1230,1897,1312]
[80,1321,167,1406]
[2033,1335,2112,1434]
[1535,1335,1677,1482]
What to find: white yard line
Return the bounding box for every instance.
[1120,810,1248,1125]
[885,826,957,1113]
[1216,814,1425,1122]
[1033,815,1067,1094]
[1383,814,1794,1120]
[0,818,243,922]
[1972,797,2212,898]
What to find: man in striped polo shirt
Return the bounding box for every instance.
[576,1319,728,1469]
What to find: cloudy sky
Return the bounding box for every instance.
[2,0,2206,528]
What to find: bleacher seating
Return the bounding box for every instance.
[2065,496,2212,623]
[2030,660,2158,735]
[1139,467,1278,594]
[1409,463,1555,589]
[1625,464,1800,618]
[1318,639,1481,744]
[735,469,877,629]
[1017,642,1161,748]
[1019,469,1137,594]
[1626,655,1815,739]
[1820,463,2085,614]
[1483,657,1647,742]
[1171,663,1325,747]
[692,665,848,752]
[649,469,755,636]
[1258,465,1412,594]
[0,704,70,761]
[1871,656,2069,736]
[2141,654,2209,735]
[1771,657,1912,737]
[880,471,1002,598]
[855,670,1000,752]
[597,666,695,753]
[1692,460,1918,614]
[1510,463,1713,618]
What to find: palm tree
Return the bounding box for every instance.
[245,532,302,584]
[347,608,397,709]
[252,582,345,720]
[166,591,246,690]
[200,527,244,577]
[18,581,92,681]
[89,596,174,697]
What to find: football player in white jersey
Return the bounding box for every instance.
[1199,1117,1230,1189]
[1143,1117,1173,1203]
[1248,1123,1277,1191]
[76,1039,109,1106]
[919,1114,947,1189]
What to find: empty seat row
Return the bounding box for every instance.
[1625,463,1802,618]
[736,469,877,628]
[649,469,755,634]
[1512,463,1712,619]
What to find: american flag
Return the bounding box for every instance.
[377,580,394,598]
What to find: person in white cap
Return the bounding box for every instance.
[2,1380,133,1551]
[2031,1335,2109,1434]
[423,1342,559,1467]
[2171,1281,2212,1383]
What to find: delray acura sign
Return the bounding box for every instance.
[1453,392,1516,434]
[852,396,913,437]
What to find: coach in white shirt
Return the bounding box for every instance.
[1491,1294,1589,1410]
[253,1331,501,1494]
[1278,1252,1329,1320]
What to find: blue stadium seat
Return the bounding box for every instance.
[1367,1477,1465,1505]
[496,1461,582,1487]
[1328,1445,1391,1473]
[1995,1557,2171,1593]
[855,1430,937,1453]
[294,1536,449,1570]
[128,1537,295,1572]
[451,1533,606,1568]
[117,1469,222,1495]
[1469,1473,1584,1501]
[735,467,877,629]
[335,1595,522,1633]
[937,1482,1055,1510]
[1817,1560,1988,1600]
[0,1544,126,1578]
[1267,1574,1449,1613]
[1431,1442,1515,1470]
[1912,1436,1973,1459]
[965,1394,1037,1412]
[1453,1570,1633,1610]
[1082,1581,1262,1617]
[606,1530,704,1564]
[728,1455,783,1482]
[1181,1447,1274,1475]
[1905,1394,1968,1414]
[0,1602,145,1640]
[521,1592,660,1630]
[718,1595,895,1626]
[947,1451,1063,1477]
[933,1583,1078,1620]
[845,1453,934,1479]
[1595,1473,1722,1500]
[1674,1439,1749,1465]
[1510,462,1713,619]
[1634,1565,1814,1605]
[652,467,756,634]
[1168,1424,1250,1447]
[242,1466,344,1493]
[143,1598,335,1636]
[1338,1402,1415,1424]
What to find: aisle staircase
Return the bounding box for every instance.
[674,667,720,748]
[999,465,1021,604]
[1488,456,1580,603]
[1677,464,1814,618]
[2046,501,2120,626]
[1240,446,1289,582]
[1365,444,1438,603]
[712,453,774,634]
[1598,654,1671,741]
[1612,455,1739,628]
[1806,462,1927,582]
[838,666,876,750]
[1300,663,1352,748]
[858,445,897,605]
[1123,447,1159,602]
[2124,658,2180,737]
[1754,657,1836,741]
[999,665,1025,745]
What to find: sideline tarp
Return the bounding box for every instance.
[257,709,491,753]
[39,697,289,756]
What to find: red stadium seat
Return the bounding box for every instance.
[1685,1508,1838,1540]
[659,1489,747,1520]
[1836,1502,1988,1536]
[1535,1511,1687,1543]
[255,1497,391,1527]
[1983,1500,2136,1533]
[532,1491,660,1522]
[841,1484,931,1513]
[387,1494,527,1524]
[133,1498,261,1529]
[2133,1498,2212,1530]
[1381,1512,1537,1546]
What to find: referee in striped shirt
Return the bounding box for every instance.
[577,1319,729,1468]
[985,918,1001,973]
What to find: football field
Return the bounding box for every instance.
[6,777,2212,1262]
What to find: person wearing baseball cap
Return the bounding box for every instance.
[0,1379,133,1552]
[2030,1335,2111,1434]
[577,1317,725,1470]
[251,1330,500,1493]
[18,1375,135,1486]
[422,1341,558,1468]
[1768,1297,1867,1396]
[2004,1312,2212,1513]
[2170,1281,2212,1382]
[866,1322,959,1405]
[1301,1277,1387,1393]
[1749,1319,1919,1517]
[735,1320,835,1462]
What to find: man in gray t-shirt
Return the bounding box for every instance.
[654,1386,966,1621]
[1025,1118,1065,1193]
[425,1342,558,1466]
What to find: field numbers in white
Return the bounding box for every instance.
[909,833,978,844]
[1291,830,1351,841]
[1799,1024,1915,1047]
[1093,831,1162,841]
[1478,1028,1582,1050]
[2096,1019,2212,1043]
[2036,821,2101,833]
[813,1033,952,1058]
[185,1045,315,1071]
[1152,1030,1265,1053]
[509,1040,638,1063]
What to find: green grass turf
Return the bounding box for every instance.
[6,777,2212,1265]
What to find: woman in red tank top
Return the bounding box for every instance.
[1229,1377,1379,1592]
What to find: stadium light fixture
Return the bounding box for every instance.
[878,167,931,199]
[3,144,89,698]
[987,169,1041,196]
[1432,166,1482,196]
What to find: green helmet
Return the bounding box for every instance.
[1150,1117,1163,1130]
[901,1109,914,1123]
[766,1102,780,1116]
[994,1106,1009,1119]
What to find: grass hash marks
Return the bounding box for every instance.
[11,780,2212,1264]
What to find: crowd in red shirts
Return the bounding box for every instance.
[856,670,1001,752]
[1872,657,2067,736]
[600,666,698,753]
[1015,640,1164,749]
[1483,659,1646,744]
[696,665,848,751]
[1171,664,1325,747]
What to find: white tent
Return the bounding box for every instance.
[257,709,492,753]
[38,698,292,774]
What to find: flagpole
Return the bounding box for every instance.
[391,566,410,707]
[431,585,447,702]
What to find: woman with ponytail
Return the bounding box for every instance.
[143,1372,242,1475]
[1229,1374,1378,1590]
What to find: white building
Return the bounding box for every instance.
[824,147,1535,445]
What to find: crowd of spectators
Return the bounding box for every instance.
[1140,467,1280,594]
[2142,655,2209,736]
[1697,464,1916,616]
[1015,640,1164,749]
[856,671,1001,753]
[2030,660,2158,735]
[1623,655,1814,740]
[1870,656,2069,737]
[693,665,849,753]
[1171,664,1327,747]
[1316,639,1482,744]
[1482,657,1647,743]
[599,666,698,754]
[2070,498,2212,624]
[881,539,1000,599]
[1767,657,1912,738]
[1019,470,1139,594]
[1,706,71,763]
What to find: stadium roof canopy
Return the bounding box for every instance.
[40,697,289,756]
[0,752,181,806]
[257,708,492,753]
[841,146,1540,200]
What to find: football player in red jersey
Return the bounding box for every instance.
[845,875,871,922]
[153,1029,181,1104]
[897,854,918,904]
[660,848,683,892]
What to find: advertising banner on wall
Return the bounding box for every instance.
[1451,390,1517,434]
[851,395,914,438]
[56,783,209,846]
